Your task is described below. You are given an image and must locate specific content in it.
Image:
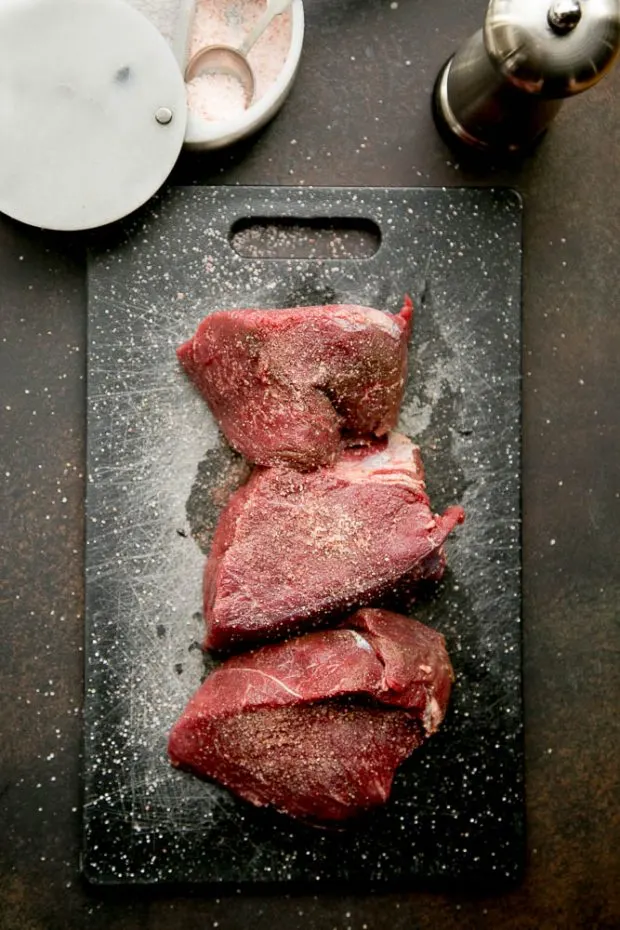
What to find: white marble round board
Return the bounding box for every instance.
[0,0,188,231]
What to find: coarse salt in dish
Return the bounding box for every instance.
[187,0,292,122]
[186,72,248,122]
[182,0,304,150]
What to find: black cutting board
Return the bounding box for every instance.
[84,186,524,888]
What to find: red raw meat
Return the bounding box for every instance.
[177,300,413,469]
[168,608,454,824]
[203,432,465,652]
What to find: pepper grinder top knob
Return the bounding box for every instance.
[548,0,583,35]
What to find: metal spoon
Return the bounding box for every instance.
[185,0,292,108]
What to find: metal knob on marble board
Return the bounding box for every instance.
[432,0,620,156]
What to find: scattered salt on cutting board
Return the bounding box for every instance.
[187,0,292,122]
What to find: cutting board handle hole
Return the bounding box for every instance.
[229,217,381,260]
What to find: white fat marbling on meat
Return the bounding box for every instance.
[331,306,401,338]
[346,630,374,653]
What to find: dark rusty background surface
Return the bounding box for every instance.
[1,0,619,927]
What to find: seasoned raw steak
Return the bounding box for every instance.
[168,609,454,824]
[203,433,465,651]
[177,300,413,469]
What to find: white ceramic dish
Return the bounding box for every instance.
[179,0,304,151]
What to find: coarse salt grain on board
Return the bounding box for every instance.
[187,0,292,121]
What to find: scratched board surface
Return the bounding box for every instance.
[84,186,523,887]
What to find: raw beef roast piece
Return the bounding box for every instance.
[177,300,413,469]
[169,608,454,824]
[203,432,465,651]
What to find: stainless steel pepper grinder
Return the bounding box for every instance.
[433,0,620,155]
